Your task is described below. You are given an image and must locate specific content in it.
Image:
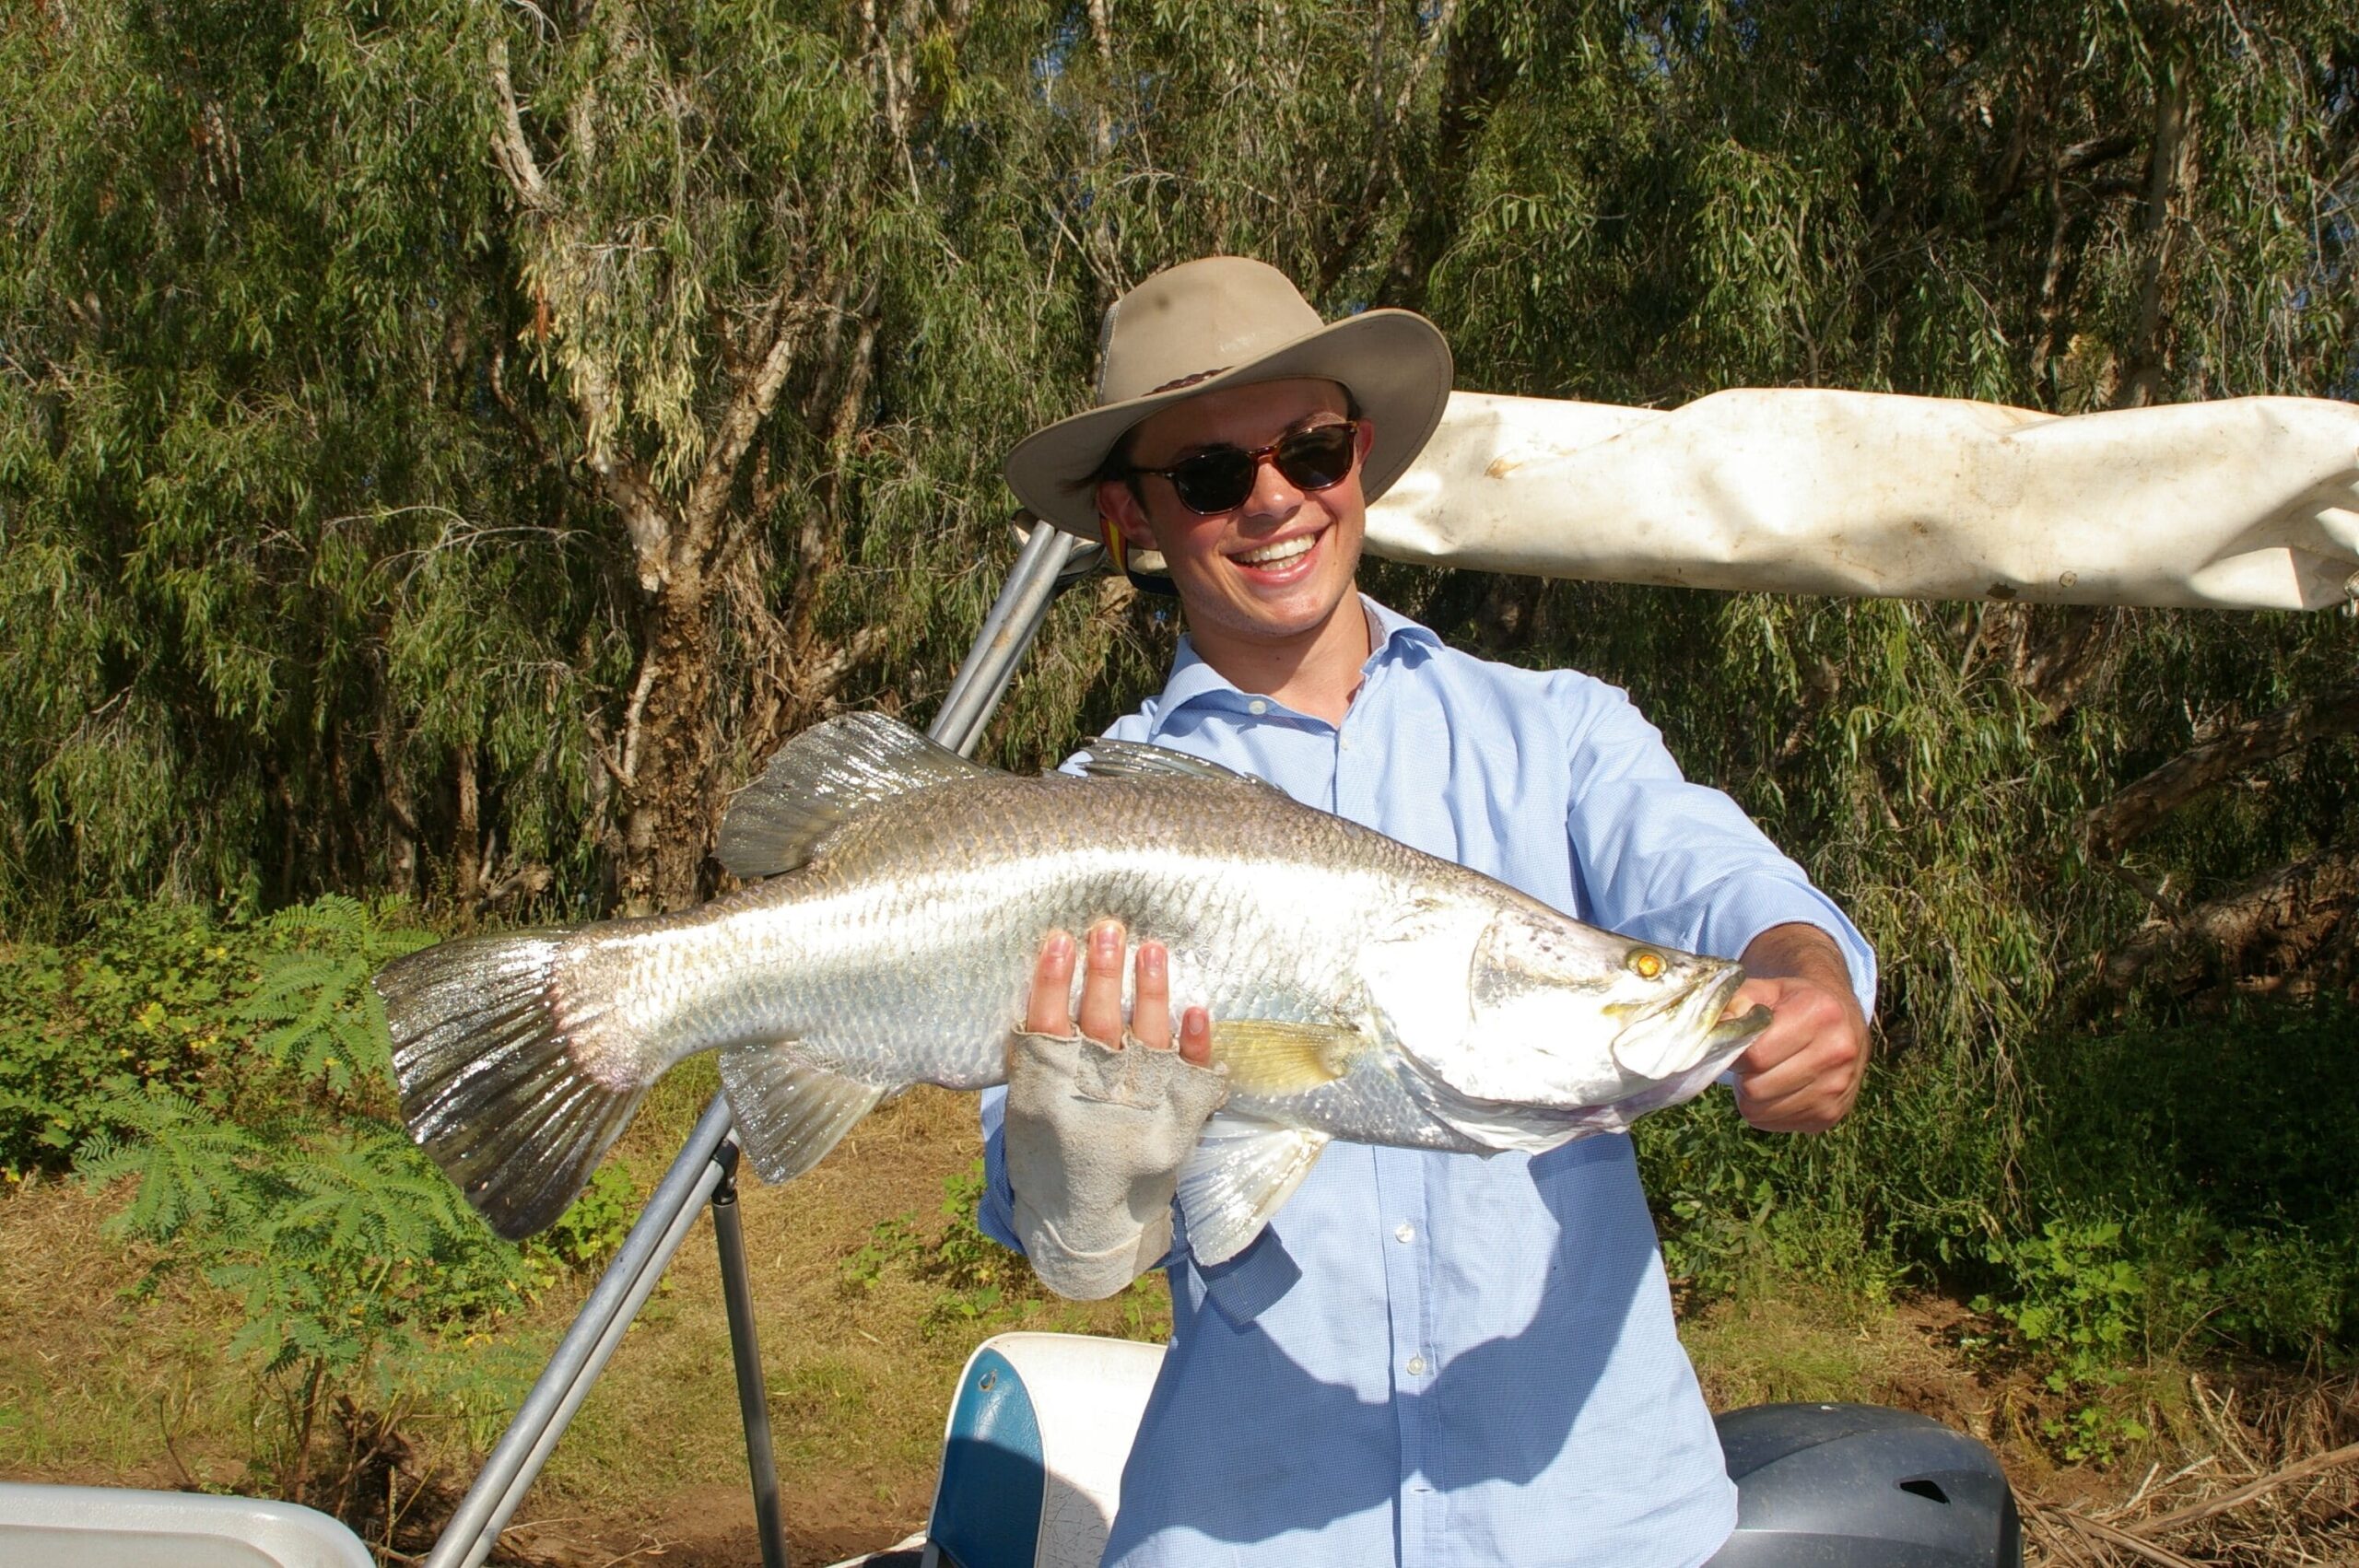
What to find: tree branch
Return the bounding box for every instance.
[2114,56,2191,409]
[680,280,814,546]
[2102,842,2359,990]
[487,36,550,210]
[2086,681,2359,858]
[2131,1439,2359,1538]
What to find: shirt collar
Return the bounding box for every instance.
[1153,596,1442,723]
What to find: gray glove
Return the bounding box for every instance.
[1003,1029,1229,1300]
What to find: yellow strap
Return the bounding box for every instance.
[1102,511,1128,577]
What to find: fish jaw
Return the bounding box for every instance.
[1607,963,1759,1082]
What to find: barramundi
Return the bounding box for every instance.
[377,713,1769,1262]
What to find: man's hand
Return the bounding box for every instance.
[1003,919,1224,1299]
[1729,923,1870,1133]
[1027,919,1213,1064]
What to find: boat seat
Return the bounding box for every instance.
[921,1331,1166,1568]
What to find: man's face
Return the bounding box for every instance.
[1097,378,1375,653]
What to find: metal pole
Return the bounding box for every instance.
[425,1095,736,1568]
[933,516,1086,756]
[712,1143,791,1568]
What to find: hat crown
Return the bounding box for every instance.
[1096,257,1325,406]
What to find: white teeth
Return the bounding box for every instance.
[1237,534,1315,567]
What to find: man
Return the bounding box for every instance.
[979,256,1873,1566]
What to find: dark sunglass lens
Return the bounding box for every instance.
[1167,449,1257,513]
[1275,426,1357,490]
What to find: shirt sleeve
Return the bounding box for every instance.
[1556,673,1878,1014]
[978,1084,1025,1252]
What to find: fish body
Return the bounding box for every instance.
[379,715,1767,1258]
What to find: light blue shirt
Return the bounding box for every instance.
[981,598,1876,1568]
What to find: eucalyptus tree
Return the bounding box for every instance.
[3,0,2353,1012]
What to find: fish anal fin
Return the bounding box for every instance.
[719,1045,891,1184]
[1177,1116,1331,1266]
[719,713,998,879]
[1209,1020,1365,1095]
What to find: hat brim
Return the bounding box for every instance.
[1004,309,1453,539]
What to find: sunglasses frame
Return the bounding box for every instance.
[1127,419,1366,516]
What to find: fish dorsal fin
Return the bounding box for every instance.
[720,713,997,877]
[719,1044,889,1184]
[1176,1115,1332,1266]
[1210,1020,1367,1096]
[1064,738,1278,790]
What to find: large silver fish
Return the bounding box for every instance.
[377,713,1769,1260]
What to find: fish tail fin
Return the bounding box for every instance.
[719,1046,889,1184]
[375,931,648,1241]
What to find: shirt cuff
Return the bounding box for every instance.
[1689,879,1878,1015]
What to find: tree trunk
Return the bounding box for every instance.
[616,584,720,915]
[453,743,481,921]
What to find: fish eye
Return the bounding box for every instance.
[1626,948,1665,980]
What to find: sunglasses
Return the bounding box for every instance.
[1128,421,1363,515]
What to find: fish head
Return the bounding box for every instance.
[1399,903,1766,1121]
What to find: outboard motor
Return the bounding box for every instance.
[1710,1403,2022,1568]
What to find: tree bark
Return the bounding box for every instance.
[453,743,481,921]
[2103,843,2359,993]
[616,588,720,914]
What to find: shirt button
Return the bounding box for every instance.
[1394,1223,1415,1244]
[1247,698,1269,716]
[1405,1354,1428,1376]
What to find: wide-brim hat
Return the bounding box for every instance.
[1005,256,1454,541]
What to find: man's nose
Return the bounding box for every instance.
[1238,448,1308,519]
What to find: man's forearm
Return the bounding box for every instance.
[1740,921,1859,992]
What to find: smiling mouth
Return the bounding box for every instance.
[1234,530,1320,568]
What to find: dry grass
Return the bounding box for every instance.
[0,1174,255,1492]
[2018,1371,2359,1567]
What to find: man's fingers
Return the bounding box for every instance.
[1737,1044,1848,1109]
[1076,919,1128,1046]
[1730,973,1867,1135]
[1026,929,1076,1035]
[1178,1006,1212,1067]
[1132,941,1173,1050]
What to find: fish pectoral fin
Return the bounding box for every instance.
[718,713,997,878]
[1063,738,1281,790]
[1208,1020,1366,1095]
[1176,1115,1331,1267]
[719,1045,891,1184]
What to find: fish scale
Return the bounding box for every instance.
[377,712,1768,1252]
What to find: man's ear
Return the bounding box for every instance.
[1095,478,1158,550]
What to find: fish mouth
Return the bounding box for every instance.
[1608,965,1765,1082]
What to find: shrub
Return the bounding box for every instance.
[0,901,251,1176]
